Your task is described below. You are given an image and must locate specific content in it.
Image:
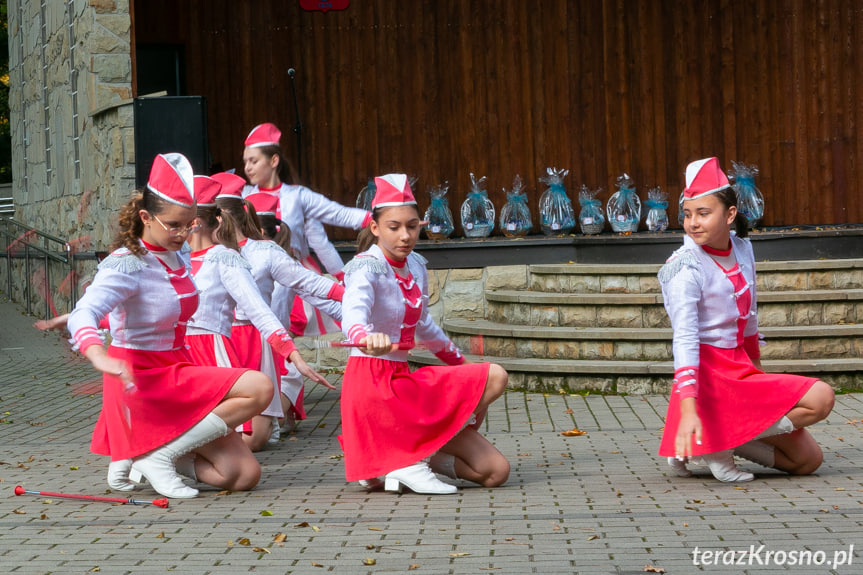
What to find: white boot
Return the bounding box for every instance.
[734,440,776,468]
[755,416,794,439]
[175,453,197,481]
[107,459,136,492]
[693,449,754,482]
[385,462,458,494]
[667,457,692,477]
[358,477,384,490]
[429,452,458,480]
[129,413,228,498]
[267,416,281,446]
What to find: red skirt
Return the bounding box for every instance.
[186,332,244,368]
[658,344,816,456]
[90,346,246,460]
[339,356,489,481]
[230,323,283,417]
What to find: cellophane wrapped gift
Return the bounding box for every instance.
[356,177,376,211]
[460,173,495,238]
[499,175,532,237]
[539,167,575,236]
[644,187,669,232]
[577,185,605,235]
[677,190,685,226]
[606,173,641,233]
[729,161,764,227]
[424,182,455,239]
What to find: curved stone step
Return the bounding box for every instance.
[443,319,863,361]
[408,351,863,393]
[444,318,863,340]
[485,289,863,329]
[486,288,863,305]
[527,259,863,294]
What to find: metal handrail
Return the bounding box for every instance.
[0,215,77,317]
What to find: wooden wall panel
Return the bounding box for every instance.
[135,0,863,238]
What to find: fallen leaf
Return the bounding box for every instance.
[12,509,25,514]
[683,523,688,527]
[409,564,420,570]
[156,531,165,538]
[643,565,666,573]
[40,513,48,519]
[217,490,232,496]
[260,510,273,516]
[310,561,324,567]
[553,524,561,531]
[587,535,599,541]
[449,552,471,557]
[362,558,376,565]
[294,522,310,528]
[304,508,316,514]
[238,538,251,546]
[42,499,51,504]
[561,428,587,437]
[691,499,703,504]
[70,466,79,470]
[368,527,383,531]
[518,453,531,457]
[227,540,234,547]
[564,409,573,414]
[835,488,845,491]
[252,547,270,554]
[90,568,100,573]
[329,454,343,459]
[273,533,287,543]
[365,544,376,550]
[560,453,571,458]
[311,525,321,532]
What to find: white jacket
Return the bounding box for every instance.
[658,233,758,371]
[186,244,284,338]
[68,245,197,351]
[342,244,456,363]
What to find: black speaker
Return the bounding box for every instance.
[133,96,209,188]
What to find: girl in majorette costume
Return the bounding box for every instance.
[211,172,343,451]
[241,122,370,336]
[184,176,331,464]
[340,174,510,495]
[66,153,273,499]
[245,192,343,433]
[659,157,834,482]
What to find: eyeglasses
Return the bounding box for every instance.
[152,214,201,237]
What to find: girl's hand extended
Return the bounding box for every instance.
[359,333,392,356]
[674,402,702,459]
[288,350,336,390]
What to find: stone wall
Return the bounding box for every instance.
[7,0,135,303]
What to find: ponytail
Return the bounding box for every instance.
[111,188,172,256]
[215,197,264,241]
[197,204,240,252]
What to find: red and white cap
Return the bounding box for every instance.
[244,123,281,148]
[194,175,222,207]
[210,172,247,199]
[147,153,195,207]
[683,157,730,201]
[371,174,416,209]
[246,192,279,216]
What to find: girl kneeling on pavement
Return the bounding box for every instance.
[659,157,834,482]
[339,174,510,494]
[67,153,273,499]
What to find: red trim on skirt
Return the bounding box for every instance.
[90,346,246,460]
[338,356,489,481]
[658,344,816,456]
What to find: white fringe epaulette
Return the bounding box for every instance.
[205,248,252,270]
[258,240,289,255]
[657,249,701,285]
[343,254,388,275]
[409,251,428,265]
[98,250,146,274]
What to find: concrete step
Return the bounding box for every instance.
[485,289,863,328]
[408,351,863,393]
[526,259,863,294]
[443,319,863,361]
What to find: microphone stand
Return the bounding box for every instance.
[287,68,303,184]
